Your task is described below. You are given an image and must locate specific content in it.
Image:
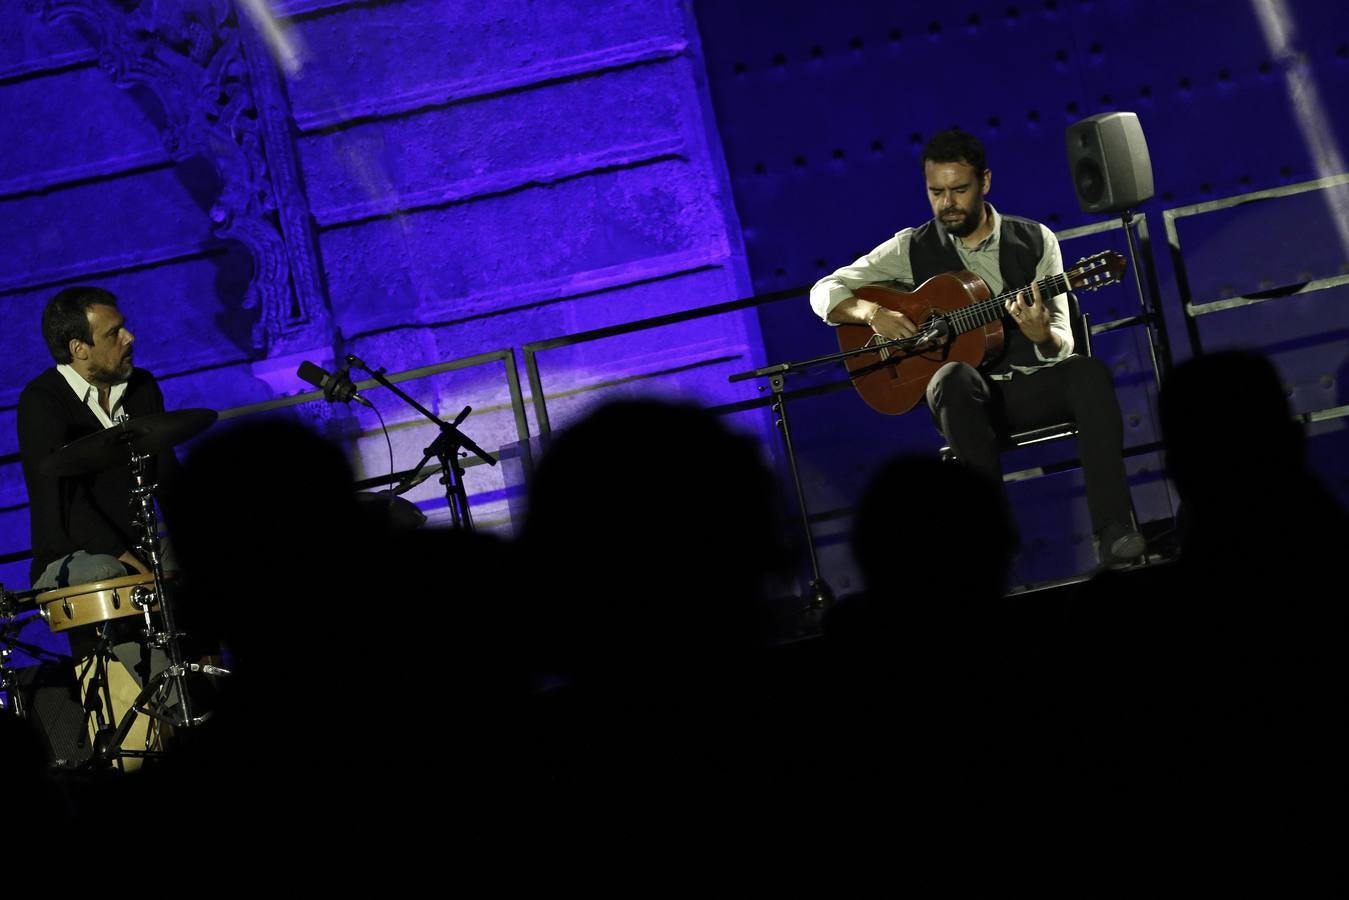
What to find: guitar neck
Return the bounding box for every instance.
[947,271,1074,335]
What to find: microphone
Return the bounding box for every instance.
[913,317,950,346]
[893,317,949,348]
[297,361,373,408]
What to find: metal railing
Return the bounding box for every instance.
[9,182,1348,570]
[1164,173,1349,345]
[1164,172,1349,427]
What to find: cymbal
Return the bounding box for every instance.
[42,408,218,477]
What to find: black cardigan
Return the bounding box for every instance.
[17,367,170,585]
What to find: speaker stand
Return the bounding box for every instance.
[1119,208,1173,381]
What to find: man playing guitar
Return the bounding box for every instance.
[810,129,1144,568]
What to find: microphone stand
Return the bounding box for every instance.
[344,354,497,530]
[729,321,950,620]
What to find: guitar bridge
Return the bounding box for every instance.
[864,333,892,361]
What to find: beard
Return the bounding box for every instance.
[941,194,986,238]
[89,355,132,386]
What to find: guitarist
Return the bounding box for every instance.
[808,129,1144,568]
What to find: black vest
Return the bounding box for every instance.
[908,214,1044,374]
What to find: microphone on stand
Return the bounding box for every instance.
[911,316,951,347]
[297,361,373,408]
[887,316,950,349]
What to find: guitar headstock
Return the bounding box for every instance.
[1067,250,1127,292]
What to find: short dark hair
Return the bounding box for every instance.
[921,129,988,175]
[42,286,118,364]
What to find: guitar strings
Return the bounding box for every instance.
[946,258,1110,336]
[949,271,1071,333]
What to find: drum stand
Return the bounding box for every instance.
[86,445,229,768]
[0,632,22,718]
[77,622,158,766]
[0,586,62,719]
[0,598,32,718]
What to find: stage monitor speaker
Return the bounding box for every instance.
[1065,111,1154,214]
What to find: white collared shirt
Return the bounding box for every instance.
[56,364,130,429]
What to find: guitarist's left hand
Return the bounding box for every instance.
[1006,281,1052,344]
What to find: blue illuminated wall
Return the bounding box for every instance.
[2,0,1347,600]
[694,0,1349,588]
[0,0,762,593]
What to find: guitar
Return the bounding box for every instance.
[836,250,1127,415]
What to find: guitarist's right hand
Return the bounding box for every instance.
[865,305,919,342]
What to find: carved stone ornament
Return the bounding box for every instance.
[34,0,332,355]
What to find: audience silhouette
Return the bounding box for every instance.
[834,452,1018,638]
[1065,349,1348,844]
[1158,350,1345,813]
[516,397,792,802]
[5,358,1343,873]
[818,454,1060,818]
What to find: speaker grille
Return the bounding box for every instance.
[1075,158,1105,205]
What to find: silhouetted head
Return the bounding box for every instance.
[1159,350,1304,508]
[161,415,369,668]
[852,453,1018,607]
[520,397,788,686]
[822,454,1019,707]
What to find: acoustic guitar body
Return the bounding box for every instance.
[837,271,1004,416]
